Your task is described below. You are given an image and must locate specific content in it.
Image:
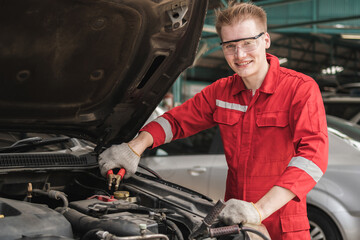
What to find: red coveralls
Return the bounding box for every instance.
[141,54,328,239]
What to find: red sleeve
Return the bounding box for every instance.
[140,82,219,148]
[275,78,328,201]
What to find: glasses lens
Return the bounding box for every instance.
[222,43,237,55]
[222,37,260,55]
[241,39,258,52]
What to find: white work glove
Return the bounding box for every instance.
[98,143,140,179]
[219,199,262,225]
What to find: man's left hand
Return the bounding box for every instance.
[219,199,261,225]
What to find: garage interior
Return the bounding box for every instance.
[168,0,360,123]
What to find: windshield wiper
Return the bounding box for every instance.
[0,136,71,153]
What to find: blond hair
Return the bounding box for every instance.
[215,1,267,38]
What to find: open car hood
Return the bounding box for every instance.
[0,0,208,147]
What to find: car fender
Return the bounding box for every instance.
[307,188,360,240]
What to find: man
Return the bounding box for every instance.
[99,2,328,239]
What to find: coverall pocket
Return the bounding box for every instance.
[256,111,289,127]
[280,214,310,234]
[213,108,241,125]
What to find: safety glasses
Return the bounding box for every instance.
[220,32,264,55]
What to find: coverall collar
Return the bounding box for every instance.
[232,53,280,96]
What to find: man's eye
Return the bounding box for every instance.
[225,44,236,49]
[243,40,255,46]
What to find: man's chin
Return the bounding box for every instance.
[235,69,253,79]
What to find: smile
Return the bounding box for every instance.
[236,60,252,66]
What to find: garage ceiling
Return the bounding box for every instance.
[189,0,360,91]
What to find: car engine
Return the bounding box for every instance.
[0,136,269,240]
[0,166,271,240]
[0,163,214,240]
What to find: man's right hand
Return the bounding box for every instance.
[98,143,141,179]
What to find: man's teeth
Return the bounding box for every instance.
[238,61,251,66]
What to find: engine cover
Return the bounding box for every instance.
[0,198,73,240]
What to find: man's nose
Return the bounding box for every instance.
[234,46,247,58]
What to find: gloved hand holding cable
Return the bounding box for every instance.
[218,199,262,225]
[98,131,154,179]
[98,143,141,179]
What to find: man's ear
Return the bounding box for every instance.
[264,32,271,49]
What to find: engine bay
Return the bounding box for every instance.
[0,167,215,240]
[0,164,270,240]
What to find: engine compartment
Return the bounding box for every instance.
[0,162,270,240]
[0,168,215,240]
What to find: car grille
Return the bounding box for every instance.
[0,153,94,167]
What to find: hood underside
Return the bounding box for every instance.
[0,0,208,147]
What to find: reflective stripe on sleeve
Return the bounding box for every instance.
[288,156,323,182]
[216,99,247,112]
[154,117,173,144]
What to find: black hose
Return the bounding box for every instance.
[74,178,110,196]
[241,227,270,240]
[32,189,69,211]
[60,207,149,237]
[165,219,184,240]
[81,228,103,240]
[138,163,163,179]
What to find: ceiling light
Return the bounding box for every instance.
[322,66,344,75]
[202,24,217,33]
[341,34,360,40]
[334,24,345,29]
[279,58,288,65]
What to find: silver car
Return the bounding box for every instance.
[140,115,360,240]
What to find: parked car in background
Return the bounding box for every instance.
[141,115,360,240]
[350,112,360,125]
[322,95,360,124]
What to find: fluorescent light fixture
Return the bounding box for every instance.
[202,24,217,33]
[322,66,344,75]
[334,24,345,29]
[279,58,288,65]
[341,34,360,40]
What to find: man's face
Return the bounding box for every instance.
[221,18,270,82]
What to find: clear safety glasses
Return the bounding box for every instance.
[220,32,264,55]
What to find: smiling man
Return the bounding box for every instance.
[220,22,270,90]
[99,2,328,239]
